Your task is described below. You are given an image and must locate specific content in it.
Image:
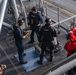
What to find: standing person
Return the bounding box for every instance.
[13,19,27,64]
[27,7,42,44]
[37,18,57,65]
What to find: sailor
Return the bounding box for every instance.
[65,28,76,55]
[27,7,43,43]
[37,18,57,64]
[13,19,27,64]
[65,30,76,75]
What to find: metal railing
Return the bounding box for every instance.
[41,53,76,75]
[39,1,76,75]
[41,0,76,33]
[10,0,19,21]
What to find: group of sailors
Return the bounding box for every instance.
[1,6,76,75]
[13,6,57,65]
[13,6,76,65]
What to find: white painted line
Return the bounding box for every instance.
[0,44,20,75]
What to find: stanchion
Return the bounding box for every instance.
[58,7,60,34]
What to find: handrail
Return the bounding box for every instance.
[52,15,76,27]
[41,53,76,75]
[44,1,75,16]
[48,59,76,75]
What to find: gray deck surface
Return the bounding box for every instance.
[0,0,76,75]
[0,26,67,75]
[15,47,47,72]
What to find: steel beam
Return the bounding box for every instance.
[0,0,8,31]
[3,22,13,29]
[19,0,28,26]
[11,0,19,21]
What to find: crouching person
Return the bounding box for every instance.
[65,30,76,75]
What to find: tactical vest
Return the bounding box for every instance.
[29,12,39,26]
[41,25,54,42]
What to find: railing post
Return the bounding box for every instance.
[41,0,46,17]
[45,3,47,17]
[58,7,60,34]
[73,18,75,28]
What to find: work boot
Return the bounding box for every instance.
[48,57,52,62]
[27,40,35,44]
[22,53,26,57]
[20,60,27,64]
[49,59,52,62]
[37,60,43,65]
